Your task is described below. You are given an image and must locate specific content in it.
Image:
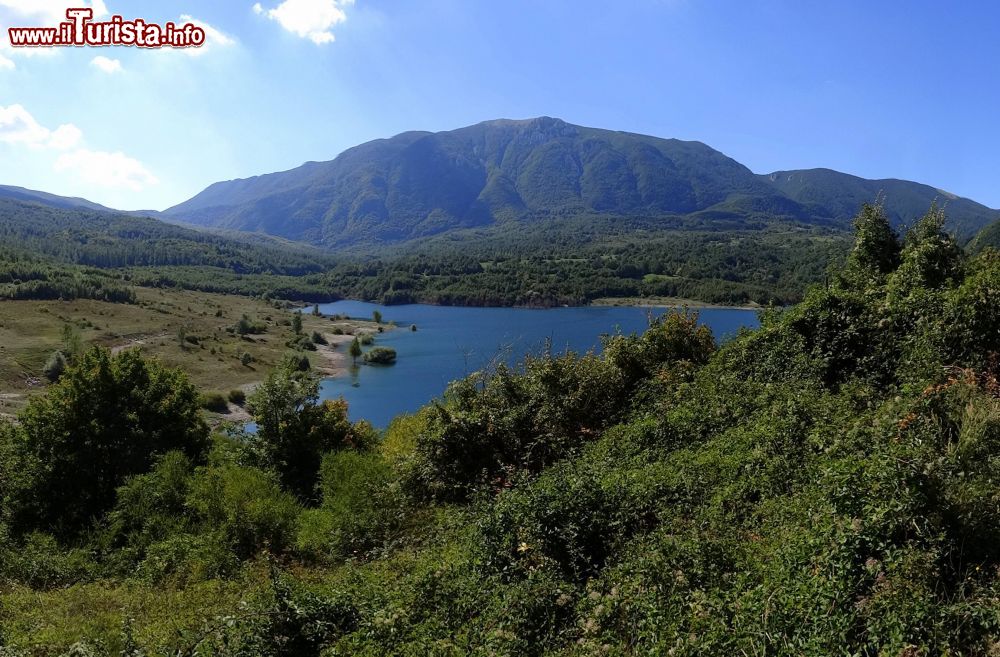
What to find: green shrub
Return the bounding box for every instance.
[99,451,194,574]
[196,568,358,655]
[41,350,67,382]
[296,451,400,560]
[410,350,626,500]
[228,388,247,405]
[362,346,396,364]
[0,529,97,588]
[5,347,209,537]
[245,364,374,501]
[135,530,236,584]
[286,334,317,351]
[235,314,267,336]
[199,392,229,413]
[187,464,301,559]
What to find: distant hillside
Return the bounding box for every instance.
[164,117,1000,246]
[761,169,997,242]
[0,184,115,213]
[0,191,845,307]
[968,218,1000,253]
[0,197,332,275]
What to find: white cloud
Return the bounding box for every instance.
[177,14,236,57]
[0,104,155,191]
[255,0,354,45]
[0,104,79,149]
[47,123,83,150]
[55,149,158,191]
[90,55,121,73]
[0,52,13,70]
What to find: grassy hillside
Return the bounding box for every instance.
[0,286,380,420]
[4,203,1000,654]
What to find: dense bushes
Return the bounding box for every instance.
[409,312,715,501]
[245,361,376,502]
[199,391,230,412]
[297,450,404,560]
[2,347,209,537]
[8,202,1000,654]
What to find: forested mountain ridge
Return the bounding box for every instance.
[0,197,332,274]
[762,168,999,241]
[163,117,1000,246]
[0,192,848,307]
[0,197,346,304]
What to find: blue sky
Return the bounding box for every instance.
[0,0,998,211]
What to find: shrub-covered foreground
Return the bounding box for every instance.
[4,203,1000,654]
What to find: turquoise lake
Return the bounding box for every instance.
[314,301,761,428]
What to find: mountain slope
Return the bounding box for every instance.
[761,168,997,241]
[0,184,116,213]
[968,218,1000,253]
[0,197,332,274]
[164,118,999,247]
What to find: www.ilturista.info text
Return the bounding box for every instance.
[7,9,206,48]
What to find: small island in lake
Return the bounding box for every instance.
[362,345,397,364]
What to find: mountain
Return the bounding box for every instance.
[761,169,998,242]
[0,196,332,275]
[164,117,1000,247]
[0,184,116,213]
[968,218,1000,253]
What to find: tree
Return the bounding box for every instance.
[42,351,67,382]
[246,361,373,501]
[888,204,964,297]
[349,337,362,364]
[372,310,383,325]
[5,347,209,536]
[292,311,303,336]
[840,201,900,286]
[311,304,321,317]
[60,323,82,361]
[237,314,252,336]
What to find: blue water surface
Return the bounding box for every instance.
[316,301,760,428]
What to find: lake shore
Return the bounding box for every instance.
[323,295,763,312]
[589,296,762,311]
